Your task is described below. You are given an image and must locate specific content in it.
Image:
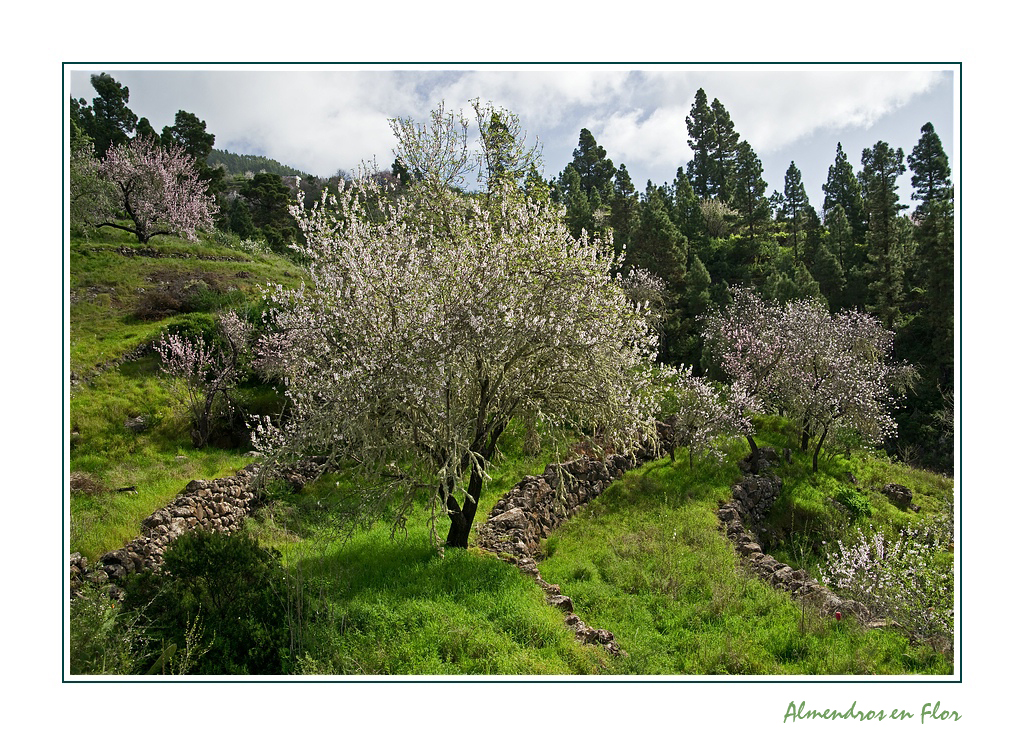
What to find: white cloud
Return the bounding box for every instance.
[68,66,950,183]
[593,106,693,178]
[703,69,945,153]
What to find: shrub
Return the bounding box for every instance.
[123,530,291,674]
[835,486,873,519]
[70,584,150,675]
[820,524,953,647]
[163,313,218,344]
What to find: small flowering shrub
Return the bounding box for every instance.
[820,521,953,645]
[658,365,754,466]
[155,310,254,447]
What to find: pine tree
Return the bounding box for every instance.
[569,128,615,204]
[686,89,718,199]
[80,73,138,157]
[860,141,910,328]
[710,98,740,203]
[783,161,810,263]
[609,163,639,253]
[907,122,954,386]
[823,143,867,244]
[670,167,703,240]
[559,164,595,239]
[628,183,687,291]
[733,141,770,243]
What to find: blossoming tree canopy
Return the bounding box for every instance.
[703,287,914,471]
[95,136,217,243]
[254,102,660,548]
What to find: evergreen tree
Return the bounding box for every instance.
[670,167,703,242]
[676,255,713,370]
[860,141,910,328]
[628,183,687,290]
[908,122,953,207]
[823,143,867,244]
[240,172,300,251]
[686,89,718,199]
[161,110,222,196]
[228,198,257,240]
[161,110,216,162]
[907,121,955,414]
[732,141,770,243]
[804,208,845,310]
[710,97,740,203]
[135,117,158,141]
[558,164,595,238]
[80,73,138,157]
[609,163,639,253]
[782,161,810,263]
[569,128,615,204]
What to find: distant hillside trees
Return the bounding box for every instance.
[207,149,309,179]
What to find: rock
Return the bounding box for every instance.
[882,483,914,509]
[491,507,528,530]
[124,415,148,433]
[547,595,574,612]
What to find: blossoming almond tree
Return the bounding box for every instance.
[776,298,916,470]
[253,102,660,549]
[156,311,253,447]
[96,136,217,244]
[703,288,913,471]
[660,366,754,467]
[701,288,787,470]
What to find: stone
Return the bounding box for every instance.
[882,483,914,509]
[491,507,528,530]
[124,415,148,433]
[547,595,574,612]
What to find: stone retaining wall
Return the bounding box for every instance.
[716,448,872,622]
[476,448,660,657]
[69,461,320,599]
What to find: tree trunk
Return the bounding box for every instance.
[746,434,760,475]
[445,466,484,549]
[800,417,811,452]
[812,426,829,472]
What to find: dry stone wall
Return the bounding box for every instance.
[69,461,320,599]
[716,448,871,622]
[476,448,659,657]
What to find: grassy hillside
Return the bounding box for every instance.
[68,232,954,675]
[69,230,301,560]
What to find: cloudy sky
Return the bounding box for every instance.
[67,64,955,211]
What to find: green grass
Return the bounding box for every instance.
[70,232,300,378]
[68,232,955,675]
[244,427,608,675]
[69,231,302,560]
[536,448,952,674]
[237,423,952,676]
[750,416,955,576]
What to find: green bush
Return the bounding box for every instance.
[70,584,150,675]
[163,312,218,344]
[835,486,873,519]
[123,531,291,674]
